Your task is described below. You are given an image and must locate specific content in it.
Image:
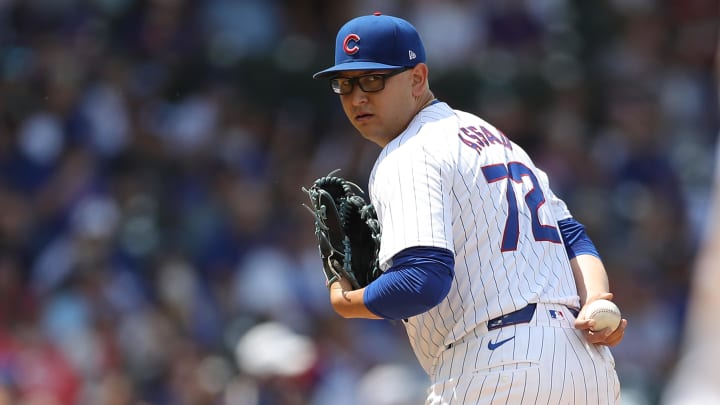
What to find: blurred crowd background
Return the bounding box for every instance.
[0,0,717,404]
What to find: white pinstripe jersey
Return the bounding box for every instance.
[368,101,582,375]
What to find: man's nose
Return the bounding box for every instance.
[349,85,368,105]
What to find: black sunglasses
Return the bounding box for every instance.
[330,68,410,95]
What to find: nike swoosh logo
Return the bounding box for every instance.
[487,336,515,350]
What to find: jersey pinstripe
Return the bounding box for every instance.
[368,102,583,376]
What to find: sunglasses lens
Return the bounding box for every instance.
[329,69,407,94]
[330,79,351,94]
[358,75,384,92]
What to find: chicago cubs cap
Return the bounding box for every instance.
[313,12,426,79]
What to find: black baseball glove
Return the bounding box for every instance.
[302,170,382,289]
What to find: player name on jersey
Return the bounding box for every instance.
[458,125,513,152]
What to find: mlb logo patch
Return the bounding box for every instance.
[549,310,564,320]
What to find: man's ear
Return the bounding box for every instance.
[411,63,429,95]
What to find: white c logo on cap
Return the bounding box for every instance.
[343,34,360,55]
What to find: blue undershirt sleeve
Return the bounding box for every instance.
[363,246,454,321]
[558,218,601,260]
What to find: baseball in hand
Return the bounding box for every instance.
[585,299,621,332]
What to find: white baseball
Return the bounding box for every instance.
[585,299,621,332]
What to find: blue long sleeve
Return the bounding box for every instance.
[558,218,601,259]
[363,246,454,320]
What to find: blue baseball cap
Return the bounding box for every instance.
[313,13,426,79]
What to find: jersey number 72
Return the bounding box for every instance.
[482,162,561,251]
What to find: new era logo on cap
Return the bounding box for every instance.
[313,13,426,79]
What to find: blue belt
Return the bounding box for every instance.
[445,304,537,350]
[487,303,537,330]
[486,303,579,330]
[445,303,580,349]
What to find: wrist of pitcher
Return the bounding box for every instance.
[328,277,353,294]
[582,291,613,306]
